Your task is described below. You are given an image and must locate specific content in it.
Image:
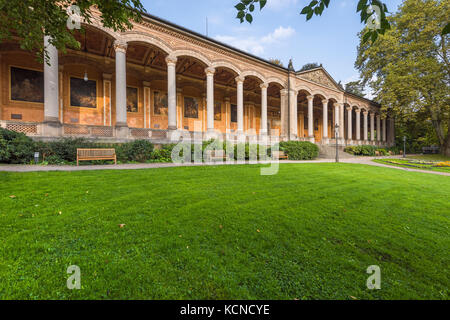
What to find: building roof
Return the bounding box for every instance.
[139,11,380,106]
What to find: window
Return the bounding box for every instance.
[184,97,199,118]
[154,91,168,115]
[70,77,97,108]
[214,101,222,121]
[126,87,138,112]
[10,66,44,103]
[231,104,237,123]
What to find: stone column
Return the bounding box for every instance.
[143,81,151,129]
[205,67,215,133]
[290,90,298,139]
[114,41,128,130]
[377,114,381,142]
[322,99,328,140]
[260,83,268,135]
[44,36,60,130]
[339,103,345,139]
[363,111,368,141]
[382,117,387,142]
[307,95,314,139]
[346,106,353,142]
[280,89,288,138]
[235,76,244,134]
[370,112,375,142]
[166,56,177,130]
[355,108,361,141]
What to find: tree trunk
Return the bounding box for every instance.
[442,132,450,157]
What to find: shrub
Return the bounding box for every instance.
[117,140,154,162]
[278,141,319,160]
[0,128,35,164]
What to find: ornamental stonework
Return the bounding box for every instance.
[298,70,338,90]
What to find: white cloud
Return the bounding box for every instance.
[215,26,295,56]
[261,26,295,44]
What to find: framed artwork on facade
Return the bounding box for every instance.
[70,77,97,108]
[231,104,237,123]
[126,86,138,112]
[214,101,222,121]
[184,96,199,119]
[153,91,168,115]
[10,66,44,103]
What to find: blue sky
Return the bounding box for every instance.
[141,0,403,85]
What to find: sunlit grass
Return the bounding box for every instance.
[0,163,449,299]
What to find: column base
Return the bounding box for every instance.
[42,120,62,137]
[115,125,129,139]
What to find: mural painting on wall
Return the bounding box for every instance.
[154,91,168,115]
[214,102,222,121]
[70,77,97,108]
[231,104,237,123]
[184,97,198,119]
[127,87,138,112]
[10,67,44,103]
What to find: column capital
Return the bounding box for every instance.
[346,105,353,111]
[370,111,376,117]
[355,107,361,113]
[280,89,288,96]
[114,40,128,53]
[290,89,298,96]
[334,102,343,107]
[235,76,245,84]
[165,55,178,66]
[205,67,216,75]
[260,83,269,89]
[321,99,328,105]
[307,95,314,101]
[363,111,369,116]
[142,81,151,87]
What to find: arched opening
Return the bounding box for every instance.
[213,66,239,133]
[267,82,283,136]
[242,75,263,134]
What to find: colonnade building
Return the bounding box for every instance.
[0,10,395,146]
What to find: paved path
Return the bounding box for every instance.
[0,156,448,176]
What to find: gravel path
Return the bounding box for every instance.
[0,156,448,176]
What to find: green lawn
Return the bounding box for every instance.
[0,163,449,300]
[373,154,450,173]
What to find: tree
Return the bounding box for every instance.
[355,0,450,156]
[298,62,321,72]
[345,80,365,97]
[234,0,450,42]
[0,0,146,63]
[268,58,284,67]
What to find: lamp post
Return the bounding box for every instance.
[335,123,340,163]
[403,136,406,158]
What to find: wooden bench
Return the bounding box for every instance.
[77,148,117,166]
[272,150,288,160]
[205,149,228,162]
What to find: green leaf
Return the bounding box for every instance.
[442,22,450,36]
[357,0,367,13]
[245,13,253,23]
[249,4,255,12]
[260,0,267,10]
[306,11,314,21]
[235,3,245,10]
[300,6,311,15]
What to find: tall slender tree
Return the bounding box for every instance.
[355,0,449,155]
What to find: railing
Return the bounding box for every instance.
[0,120,42,136]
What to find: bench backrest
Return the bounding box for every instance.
[77,148,116,157]
[272,150,285,157]
[206,150,225,157]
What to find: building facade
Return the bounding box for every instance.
[0,10,395,146]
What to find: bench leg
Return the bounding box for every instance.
[114,156,117,165]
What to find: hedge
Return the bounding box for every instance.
[278,141,319,160]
